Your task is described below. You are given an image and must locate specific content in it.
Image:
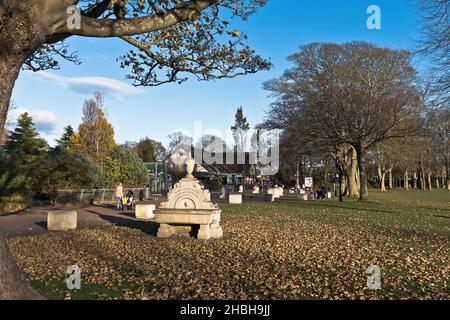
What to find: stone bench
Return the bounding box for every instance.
[135,204,155,220]
[47,210,77,231]
[229,194,243,204]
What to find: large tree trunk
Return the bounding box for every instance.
[377,162,387,192]
[388,169,393,190]
[421,161,426,191]
[0,54,25,136]
[413,171,418,189]
[335,160,344,202]
[0,2,58,300]
[446,154,450,190]
[380,172,387,192]
[0,24,44,302]
[0,233,43,299]
[348,147,360,198]
[404,171,409,191]
[355,144,368,201]
[427,171,433,191]
[0,1,51,135]
[295,156,301,189]
[377,163,382,190]
[376,150,386,192]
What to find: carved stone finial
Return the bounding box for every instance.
[185,157,195,178]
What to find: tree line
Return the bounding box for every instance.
[261,41,449,201]
[0,92,166,210]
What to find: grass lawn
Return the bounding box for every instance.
[8,189,449,300]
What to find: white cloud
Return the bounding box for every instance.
[6,107,59,135]
[26,71,143,101]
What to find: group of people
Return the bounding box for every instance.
[114,183,135,211]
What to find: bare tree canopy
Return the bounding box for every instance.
[416,0,449,105]
[262,42,425,200]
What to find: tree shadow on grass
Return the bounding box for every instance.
[401,204,450,214]
[314,201,450,215]
[85,209,158,236]
[433,215,450,219]
[281,201,399,214]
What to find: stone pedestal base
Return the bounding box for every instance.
[157,224,173,238]
[197,225,211,240]
[156,222,223,240]
[210,221,223,239]
[47,210,77,231]
[154,209,223,240]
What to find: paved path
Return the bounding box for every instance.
[0,203,157,239]
[0,194,314,238]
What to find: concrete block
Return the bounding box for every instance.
[47,210,77,231]
[229,194,243,204]
[135,204,155,220]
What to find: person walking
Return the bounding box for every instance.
[115,183,124,211]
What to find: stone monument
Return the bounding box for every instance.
[154,157,223,240]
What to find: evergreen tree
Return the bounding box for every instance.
[100,145,148,188]
[4,112,47,168]
[0,152,30,209]
[231,106,250,151]
[56,125,74,149]
[134,137,166,162]
[1,113,48,207]
[40,147,102,205]
[110,145,148,187]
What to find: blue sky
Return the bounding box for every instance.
[10,0,423,147]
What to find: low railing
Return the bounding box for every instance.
[54,188,150,205]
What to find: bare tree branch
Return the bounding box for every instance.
[57,0,216,37]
